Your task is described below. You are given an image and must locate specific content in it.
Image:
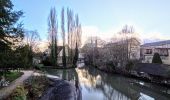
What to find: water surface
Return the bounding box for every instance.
[45,64,170,100]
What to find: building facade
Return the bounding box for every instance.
[140,40,170,65]
[43,46,69,64]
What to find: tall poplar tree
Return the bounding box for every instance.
[61,7,66,67]
[48,7,58,66]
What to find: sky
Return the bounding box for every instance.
[12,0,170,47]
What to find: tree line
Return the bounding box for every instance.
[47,7,82,67]
[82,25,140,72]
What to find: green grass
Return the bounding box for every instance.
[0,71,23,82]
[35,64,44,69]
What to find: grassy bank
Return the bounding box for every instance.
[0,71,23,83]
[5,72,23,82]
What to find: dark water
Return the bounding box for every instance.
[45,63,170,100]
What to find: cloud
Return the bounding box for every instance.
[82,25,120,44]
[82,25,170,45]
[138,31,170,44]
[36,41,48,52]
[82,26,99,43]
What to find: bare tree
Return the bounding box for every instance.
[67,8,74,63]
[24,30,41,52]
[75,14,82,48]
[21,30,41,66]
[82,25,140,71]
[82,36,106,65]
[70,11,75,63]
[66,8,82,65]
[67,8,71,63]
[71,14,83,65]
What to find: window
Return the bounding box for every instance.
[145,49,152,54]
[156,48,168,56]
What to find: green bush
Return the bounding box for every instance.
[152,53,162,64]
[42,57,52,66]
[5,72,23,82]
[0,45,33,70]
[125,60,136,72]
[34,64,44,70]
[73,43,79,66]
[106,61,116,70]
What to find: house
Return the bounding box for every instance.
[43,46,69,64]
[57,46,69,64]
[140,40,170,65]
[33,57,41,64]
[127,38,141,60]
[82,37,141,67]
[90,37,141,68]
[104,38,141,61]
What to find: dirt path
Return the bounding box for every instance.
[0,71,33,100]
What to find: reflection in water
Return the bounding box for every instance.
[76,67,131,100]
[45,64,170,100]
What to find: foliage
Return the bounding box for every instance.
[48,7,58,66]
[83,25,140,70]
[61,7,67,67]
[62,46,67,66]
[125,60,135,72]
[0,51,20,70]
[152,53,163,64]
[9,85,27,100]
[7,75,49,100]
[67,8,75,64]
[0,52,13,69]
[34,64,44,70]
[54,37,58,66]
[61,7,82,66]
[106,61,115,67]
[24,76,49,99]
[47,7,82,67]
[0,0,24,51]
[73,43,79,65]
[3,71,23,82]
[0,0,29,76]
[0,45,33,71]
[15,45,33,68]
[42,57,52,66]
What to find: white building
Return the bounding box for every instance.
[140,40,170,65]
[44,46,69,64]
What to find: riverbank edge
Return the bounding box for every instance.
[5,71,78,100]
[40,77,78,100]
[41,66,76,69]
[92,65,170,87]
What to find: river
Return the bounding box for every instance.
[45,63,170,100]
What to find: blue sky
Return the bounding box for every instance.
[13,0,170,43]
